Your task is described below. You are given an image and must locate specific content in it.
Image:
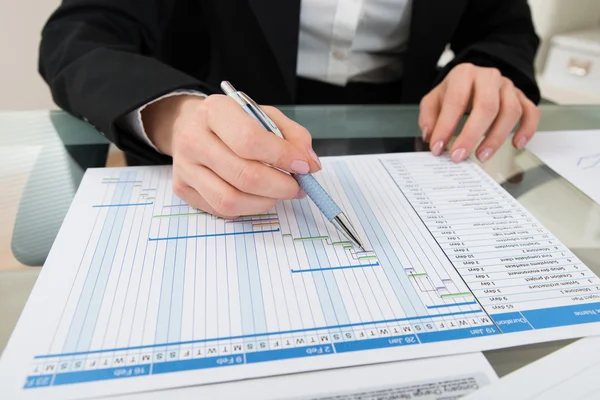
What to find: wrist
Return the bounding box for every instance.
[142,95,204,156]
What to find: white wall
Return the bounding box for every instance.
[0,0,599,110]
[0,1,61,110]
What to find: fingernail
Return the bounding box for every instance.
[290,160,310,174]
[294,189,307,199]
[517,137,528,150]
[308,147,322,169]
[451,148,467,163]
[432,141,445,156]
[421,126,429,142]
[478,148,493,163]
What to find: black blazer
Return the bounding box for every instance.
[39,0,540,165]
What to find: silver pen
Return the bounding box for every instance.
[220,81,365,251]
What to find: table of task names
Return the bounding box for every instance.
[382,155,600,333]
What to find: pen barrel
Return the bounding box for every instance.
[294,174,342,221]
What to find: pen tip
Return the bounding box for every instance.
[331,214,366,253]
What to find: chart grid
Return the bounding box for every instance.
[20,155,600,392]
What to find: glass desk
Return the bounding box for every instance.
[1,105,599,379]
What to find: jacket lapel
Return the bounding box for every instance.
[247,0,301,100]
[401,0,467,103]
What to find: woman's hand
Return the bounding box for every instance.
[142,94,321,218]
[419,63,541,162]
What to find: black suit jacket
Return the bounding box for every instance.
[39,0,540,165]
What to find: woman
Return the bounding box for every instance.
[39,0,541,218]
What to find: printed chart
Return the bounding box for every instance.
[2,153,600,399]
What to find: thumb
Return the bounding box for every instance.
[264,106,322,172]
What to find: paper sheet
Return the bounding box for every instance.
[2,152,600,399]
[112,352,498,400]
[526,130,600,205]
[464,337,600,400]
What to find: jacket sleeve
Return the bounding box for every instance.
[38,0,214,163]
[437,0,541,104]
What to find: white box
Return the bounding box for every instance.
[539,29,600,104]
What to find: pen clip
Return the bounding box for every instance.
[220,81,245,107]
[221,81,282,136]
[238,92,281,135]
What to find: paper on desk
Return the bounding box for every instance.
[111,352,498,400]
[464,337,600,400]
[526,130,600,205]
[4,153,600,399]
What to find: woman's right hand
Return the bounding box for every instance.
[142,94,322,218]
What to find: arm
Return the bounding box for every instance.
[437,0,541,104]
[420,0,541,164]
[38,0,213,163]
[40,0,322,219]
[120,89,207,152]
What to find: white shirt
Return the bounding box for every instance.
[123,0,412,149]
[298,0,411,85]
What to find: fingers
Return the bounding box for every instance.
[418,88,442,143]
[512,89,541,150]
[475,80,522,162]
[195,132,300,200]
[449,68,503,162]
[180,164,277,218]
[202,95,311,175]
[172,176,225,218]
[429,64,476,156]
[263,106,322,172]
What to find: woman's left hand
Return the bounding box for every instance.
[418,63,541,163]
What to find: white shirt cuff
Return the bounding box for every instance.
[120,89,207,152]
